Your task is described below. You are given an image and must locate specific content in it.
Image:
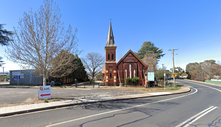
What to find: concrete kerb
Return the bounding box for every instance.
[0,85,191,117]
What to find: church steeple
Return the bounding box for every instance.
[106,21,116,47]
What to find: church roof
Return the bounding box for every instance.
[105,22,116,47]
[116,49,148,68]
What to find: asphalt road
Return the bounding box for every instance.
[0,86,143,105]
[1,79,221,127]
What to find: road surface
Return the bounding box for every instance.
[0,79,221,127]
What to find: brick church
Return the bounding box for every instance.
[102,22,148,86]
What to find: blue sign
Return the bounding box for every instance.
[148,72,154,81]
[13,76,20,80]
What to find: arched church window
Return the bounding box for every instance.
[112,54,114,60]
[129,64,131,78]
[134,70,136,77]
[110,73,112,79]
[125,70,127,78]
[108,54,110,60]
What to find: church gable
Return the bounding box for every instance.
[116,49,147,68]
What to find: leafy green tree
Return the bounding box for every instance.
[186,62,199,80]
[50,50,77,78]
[186,60,221,80]
[0,24,13,46]
[0,24,12,68]
[0,57,5,67]
[200,60,221,80]
[155,67,171,80]
[68,55,88,82]
[170,67,183,77]
[137,41,164,60]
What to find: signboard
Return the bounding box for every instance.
[172,73,177,77]
[12,71,24,76]
[12,71,24,78]
[13,76,20,80]
[148,72,155,81]
[38,86,52,99]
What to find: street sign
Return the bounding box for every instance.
[38,86,52,99]
[148,72,155,81]
[172,73,177,77]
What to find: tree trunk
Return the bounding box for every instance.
[43,70,47,86]
[43,76,47,86]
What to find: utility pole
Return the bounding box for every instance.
[168,49,178,86]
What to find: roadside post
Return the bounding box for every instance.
[164,73,166,90]
[75,79,77,88]
[145,72,148,88]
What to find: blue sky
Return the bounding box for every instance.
[1,0,221,72]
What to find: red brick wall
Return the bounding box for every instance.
[103,48,147,86]
[116,52,147,85]
[104,46,117,85]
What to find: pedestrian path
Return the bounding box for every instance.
[0,86,190,116]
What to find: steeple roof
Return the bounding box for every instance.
[106,22,116,47]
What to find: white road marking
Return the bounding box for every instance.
[175,106,217,127]
[184,106,217,127]
[46,88,198,127]
[175,80,221,127]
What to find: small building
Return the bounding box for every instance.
[10,70,43,85]
[102,22,148,86]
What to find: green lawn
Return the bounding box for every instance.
[1,76,9,78]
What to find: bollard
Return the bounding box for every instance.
[75,79,77,88]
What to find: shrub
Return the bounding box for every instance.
[44,99,48,103]
[125,77,132,85]
[132,77,139,85]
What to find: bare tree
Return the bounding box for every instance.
[82,52,104,87]
[142,53,157,72]
[193,64,205,81]
[6,0,78,86]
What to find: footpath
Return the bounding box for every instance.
[0,85,190,116]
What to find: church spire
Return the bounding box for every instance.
[106,21,116,47]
